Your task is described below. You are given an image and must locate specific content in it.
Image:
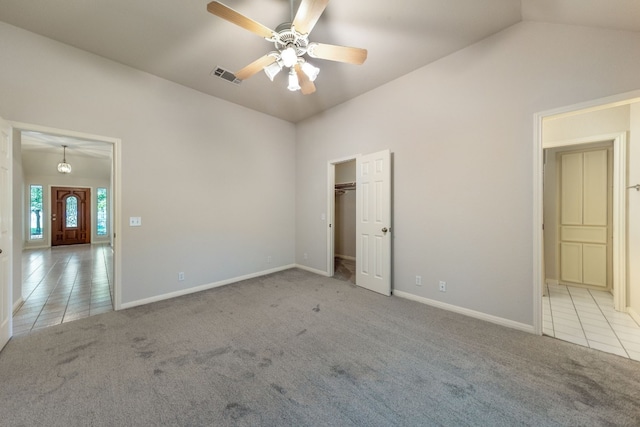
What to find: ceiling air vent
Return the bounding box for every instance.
[211,66,241,85]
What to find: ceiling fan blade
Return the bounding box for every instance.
[207,1,274,39]
[307,43,367,65]
[295,64,316,95]
[292,0,329,35]
[235,55,277,80]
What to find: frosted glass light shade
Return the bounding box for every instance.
[57,162,72,174]
[281,47,298,68]
[301,62,320,82]
[264,61,283,81]
[287,69,300,91]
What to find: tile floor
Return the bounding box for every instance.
[543,283,640,361]
[13,244,113,335]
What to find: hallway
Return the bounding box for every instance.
[13,244,113,335]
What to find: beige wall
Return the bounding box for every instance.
[0,22,296,307]
[296,21,640,326]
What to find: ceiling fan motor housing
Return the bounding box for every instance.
[272,22,309,57]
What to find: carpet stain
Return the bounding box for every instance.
[63,340,98,355]
[270,304,279,308]
[296,329,307,336]
[313,304,320,312]
[132,336,146,343]
[137,350,155,359]
[241,371,255,380]
[258,358,272,368]
[206,346,232,358]
[234,349,256,358]
[224,402,251,420]
[331,365,358,383]
[153,368,164,375]
[271,383,286,394]
[444,383,475,399]
[57,355,79,366]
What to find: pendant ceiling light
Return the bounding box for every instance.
[57,145,72,174]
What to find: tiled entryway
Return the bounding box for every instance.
[13,244,113,335]
[543,283,640,361]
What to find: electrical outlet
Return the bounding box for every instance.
[303,253,308,260]
[439,281,446,292]
[178,272,185,281]
[415,276,422,286]
[267,256,272,263]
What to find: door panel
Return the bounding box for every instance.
[583,244,607,286]
[51,187,91,246]
[583,150,607,226]
[0,117,12,351]
[356,150,391,296]
[558,148,611,289]
[561,152,583,225]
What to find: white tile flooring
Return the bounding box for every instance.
[543,283,640,361]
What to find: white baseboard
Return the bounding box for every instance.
[628,307,640,325]
[393,290,535,334]
[120,264,296,310]
[12,297,24,314]
[335,254,355,261]
[295,264,331,277]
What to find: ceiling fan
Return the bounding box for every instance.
[207,0,368,95]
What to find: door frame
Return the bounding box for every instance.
[533,90,640,335]
[11,121,123,310]
[327,155,358,277]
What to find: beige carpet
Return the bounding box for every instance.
[1,268,639,426]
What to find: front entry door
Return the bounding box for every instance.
[52,187,91,246]
[558,147,612,290]
[356,149,392,296]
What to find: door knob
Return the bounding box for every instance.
[0,249,2,254]
[382,227,388,233]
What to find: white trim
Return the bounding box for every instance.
[121,264,296,309]
[295,263,331,277]
[532,89,640,337]
[394,290,535,334]
[628,307,640,326]
[12,297,23,315]
[335,254,355,261]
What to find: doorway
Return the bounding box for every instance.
[332,160,356,284]
[327,150,392,296]
[534,92,640,360]
[8,122,122,340]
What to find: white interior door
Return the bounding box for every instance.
[0,117,12,350]
[558,148,611,289]
[356,149,391,296]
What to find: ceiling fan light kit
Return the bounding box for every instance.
[207,0,367,95]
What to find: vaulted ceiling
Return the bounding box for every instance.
[9,0,638,170]
[1,0,637,126]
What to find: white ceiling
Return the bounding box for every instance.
[1,0,638,126]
